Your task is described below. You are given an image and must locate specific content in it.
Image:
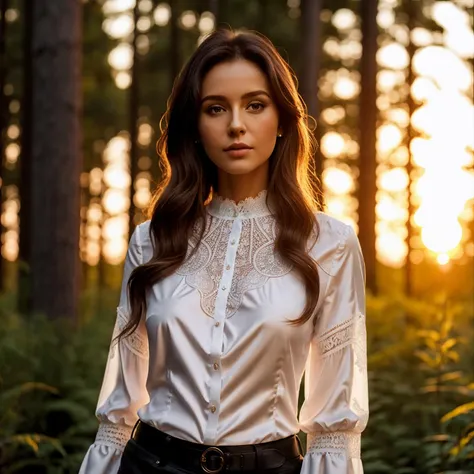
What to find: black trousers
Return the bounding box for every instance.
[117,438,303,474]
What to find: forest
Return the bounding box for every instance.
[0,0,473,473]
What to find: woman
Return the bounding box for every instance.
[79,28,368,474]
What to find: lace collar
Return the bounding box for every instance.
[206,190,274,219]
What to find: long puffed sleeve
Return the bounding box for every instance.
[299,223,368,474]
[79,224,150,474]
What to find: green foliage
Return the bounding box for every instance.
[0,292,117,474]
[1,292,473,473]
[363,294,474,474]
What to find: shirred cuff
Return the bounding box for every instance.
[307,431,361,459]
[94,421,133,451]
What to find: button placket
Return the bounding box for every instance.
[204,217,242,444]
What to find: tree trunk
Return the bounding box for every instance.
[30,0,82,319]
[18,0,33,314]
[257,0,268,35]
[358,0,378,295]
[0,0,8,292]
[209,0,219,24]
[300,0,324,201]
[169,0,180,85]
[405,0,416,296]
[129,1,139,236]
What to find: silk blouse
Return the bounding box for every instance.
[79,190,369,474]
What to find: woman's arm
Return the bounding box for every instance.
[79,224,150,474]
[299,223,369,474]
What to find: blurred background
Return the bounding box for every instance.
[0,0,473,473]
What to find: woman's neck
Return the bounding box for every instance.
[216,163,269,204]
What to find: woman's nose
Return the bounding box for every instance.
[228,110,246,136]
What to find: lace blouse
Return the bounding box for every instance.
[79,190,368,474]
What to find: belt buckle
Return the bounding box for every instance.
[200,446,225,473]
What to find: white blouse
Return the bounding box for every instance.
[79,190,368,474]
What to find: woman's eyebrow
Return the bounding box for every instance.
[201,90,271,104]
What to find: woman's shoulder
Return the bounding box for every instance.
[133,219,153,264]
[308,211,357,276]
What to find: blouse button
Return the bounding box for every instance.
[213,362,219,370]
[231,239,236,245]
[226,265,231,271]
[210,405,217,413]
[221,285,226,290]
[215,321,220,327]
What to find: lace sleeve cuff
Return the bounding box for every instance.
[94,421,133,451]
[307,432,361,459]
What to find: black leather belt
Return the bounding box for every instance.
[131,421,303,473]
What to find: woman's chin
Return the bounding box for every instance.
[215,156,271,176]
[218,161,260,175]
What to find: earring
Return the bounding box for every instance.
[277,133,283,138]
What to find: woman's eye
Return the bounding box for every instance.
[207,105,225,115]
[248,102,265,111]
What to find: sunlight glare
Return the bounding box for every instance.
[321,106,346,125]
[139,0,153,13]
[104,136,130,164]
[321,132,346,158]
[377,124,403,155]
[102,13,134,39]
[437,253,450,265]
[377,8,395,28]
[378,168,409,193]
[323,167,354,195]
[154,3,171,26]
[431,1,471,29]
[376,232,408,268]
[413,46,472,91]
[376,196,409,222]
[199,12,215,33]
[333,76,360,100]
[102,0,135,15]
[7,124,20,139]
[108,43,133,70]
[103,215,129,240]
[104,166,132,189]
[332,9,357,30]
[103,189,130,215]
[103,237,129,265]
[411,27,433,47]
[115,71,132,89]
[410,77,438,102]
[180,10,197,29]
[421,219,463,253]
[444,28,474,59]
[377,42,410,69]
[137,16,152,32]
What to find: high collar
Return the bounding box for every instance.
[206,189,274,219]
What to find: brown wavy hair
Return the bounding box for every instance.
[117,28,323,342]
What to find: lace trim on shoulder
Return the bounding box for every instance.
[316,312,366,369]
[110,307,149,360]
[94,421,133,451]
[306,431,361,459]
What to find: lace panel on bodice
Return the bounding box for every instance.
[176,214,293,319]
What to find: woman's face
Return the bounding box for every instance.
[198,59,280,177]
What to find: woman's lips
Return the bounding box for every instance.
[225,148,252,158]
